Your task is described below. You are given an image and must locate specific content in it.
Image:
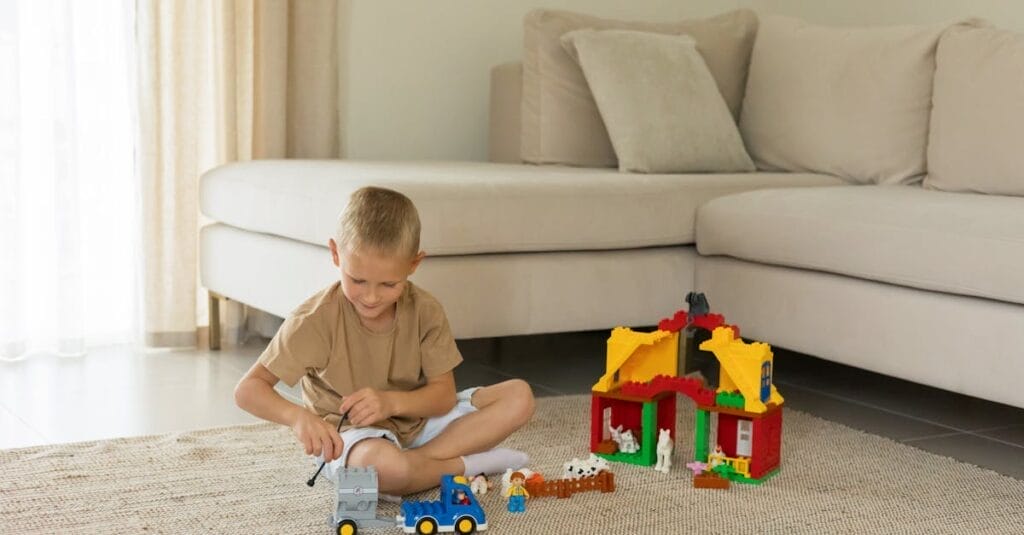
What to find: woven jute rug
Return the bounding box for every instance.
[3,395,1023,534]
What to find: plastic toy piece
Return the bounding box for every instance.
[654,428,673,474]
[327,466,394,534]
[525,470,615,499]
[468,474,491,496]
[398,475,487,533]
[694,472,730,489]
[593,328,678,393]
[505,471,529,513]
[685,461,707,476]
[562,454,610,480]
[618,375,716,405]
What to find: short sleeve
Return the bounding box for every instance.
[258,313,331,387]
[419,300,463,378]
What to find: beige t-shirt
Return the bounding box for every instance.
[258,281,463,446]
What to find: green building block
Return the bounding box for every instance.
[694,409,710,462]
[715,391,745,409]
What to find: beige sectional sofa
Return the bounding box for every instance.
[200,10,1024,409]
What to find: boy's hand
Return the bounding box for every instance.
[339,388,395,427]
[290,407,344,462]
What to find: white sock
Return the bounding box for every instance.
[461,448,529,476]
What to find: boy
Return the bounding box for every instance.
[234,186,534,496]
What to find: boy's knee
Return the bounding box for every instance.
[505,379,535,427]
[347,441,412,490]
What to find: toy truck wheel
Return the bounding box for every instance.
[454,516,477,534]
[415,517,438,535]
[336,519,357,535]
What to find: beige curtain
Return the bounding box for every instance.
[135,0,341,347]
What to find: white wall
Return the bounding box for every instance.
[339,0,753,161]
[753,0,1024,30]
[340,0,1024,162]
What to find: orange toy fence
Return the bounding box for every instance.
[525,471,615,499]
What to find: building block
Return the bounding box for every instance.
[618,375,716,406]
[593,328,677,393]
[694,409,710,462]
[694,472,730,489]
[715,391,745,409]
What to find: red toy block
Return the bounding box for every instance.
[717,412,739,457]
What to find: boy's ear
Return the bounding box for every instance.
[328,239,341,267]
[408,250,427,274]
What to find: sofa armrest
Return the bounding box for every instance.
[489,62,523,163]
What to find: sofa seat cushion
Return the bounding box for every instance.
[696,186,1024,305]
[201,160,842,256]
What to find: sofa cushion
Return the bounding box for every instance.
[925,24,1024,196]
[696,186,1024,305]
[200,160,842,256]
[521,8,758,168]
[561,30,754,174]
[739,15,950,186]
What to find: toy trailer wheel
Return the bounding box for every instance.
[336,519,358,535]
[415,517,438,535]
[454,516,477,534]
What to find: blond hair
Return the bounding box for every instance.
[336,186,421,258]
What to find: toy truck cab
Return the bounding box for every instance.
[397,475,487,534]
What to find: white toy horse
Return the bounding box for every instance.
[654,428,673,474]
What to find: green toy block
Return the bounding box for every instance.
[639,400,657,465]
[694,409,710,461]
[715,391,745,409]
[711,464,780,485]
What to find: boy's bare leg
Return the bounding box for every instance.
[346,438,464,495]
[414,379,535,461]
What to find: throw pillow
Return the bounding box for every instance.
[925,23,1024,196]
[739,15,952,185]
[561,30,755,173]
[521,8,759,168]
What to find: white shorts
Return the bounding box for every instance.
[317,387,480,480]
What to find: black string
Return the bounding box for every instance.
[306,409,350,487]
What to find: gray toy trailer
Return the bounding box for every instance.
[328,466,394,535]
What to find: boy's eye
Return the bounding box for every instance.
[351,278,365,284]
[383,283,397,288]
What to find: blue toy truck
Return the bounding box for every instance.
[397,475,488,534]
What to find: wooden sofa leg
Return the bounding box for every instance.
[209,291,222,351]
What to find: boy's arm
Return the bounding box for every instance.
[235,362,344,461]
[340,371,457,427]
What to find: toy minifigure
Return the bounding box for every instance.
[708,444,726,468]
[453,488,471,505]
[505,471,530,513]
[500,467,536,494]
[469,473,491,496]
[655,428,673,474]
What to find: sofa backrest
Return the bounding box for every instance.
[489,62,523,164]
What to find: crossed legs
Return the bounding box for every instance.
[346,379,535,495]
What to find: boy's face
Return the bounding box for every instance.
[329,239,424,323]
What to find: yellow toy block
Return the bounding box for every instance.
[592,327,678,393]
[700,327,783,413]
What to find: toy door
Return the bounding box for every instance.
[736,419,753,457]
[760,361,772,402]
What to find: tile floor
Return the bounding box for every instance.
[2,331,1022,480]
